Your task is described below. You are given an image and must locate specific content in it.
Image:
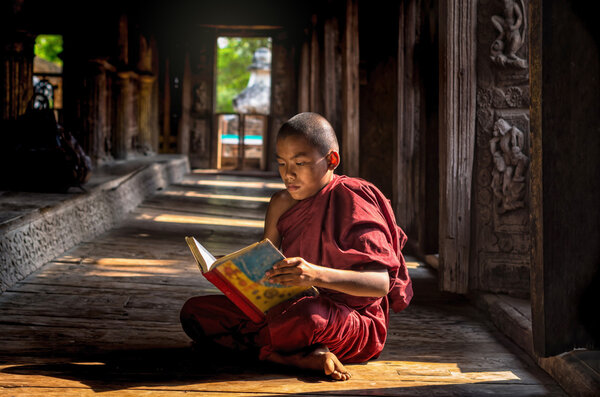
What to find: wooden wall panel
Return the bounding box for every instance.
[530,0,600,357]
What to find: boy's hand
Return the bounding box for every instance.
[266,257,322,287]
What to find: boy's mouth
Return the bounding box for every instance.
[286,184,300,192]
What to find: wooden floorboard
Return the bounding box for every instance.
[0,172,566,396]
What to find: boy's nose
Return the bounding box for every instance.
[283,165,296,179]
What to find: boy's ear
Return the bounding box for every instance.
[327,151,340,170]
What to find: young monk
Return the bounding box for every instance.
[180,112,413,381]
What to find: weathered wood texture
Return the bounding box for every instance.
[357,1,398,203]
[438,0,476,294]
[0,170,564,395]
[530,0,600,357]
[341,0,360,177]
[393,0,420,248]
[0,32,34,120]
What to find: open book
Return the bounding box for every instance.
[185,236,312,323]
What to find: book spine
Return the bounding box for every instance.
[204,270,266,324]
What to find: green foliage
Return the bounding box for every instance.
[34,35,63,67]
[216,37,271,113]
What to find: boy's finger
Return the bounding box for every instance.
[272,257,302,269]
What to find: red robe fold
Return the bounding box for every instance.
[180,174,412,363]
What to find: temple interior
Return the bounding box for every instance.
[0,0,598,395]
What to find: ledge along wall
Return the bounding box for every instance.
[0,156,190,293]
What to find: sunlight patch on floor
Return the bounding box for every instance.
[405,261,422,269]
[139,212,264,228]
[181,179,285,190]
[164,189,270,202]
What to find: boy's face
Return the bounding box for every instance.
[276,135,334,200]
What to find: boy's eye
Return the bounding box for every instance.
[277,163,285,167]
[296,162,306,166]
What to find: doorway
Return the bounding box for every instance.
[215,36,271,171]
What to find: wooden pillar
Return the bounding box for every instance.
[1,32,34,120]
[137,33,156,154]
[342,0,360,177]
[81,59,115,165]
[269,30,297,171]
[438,0,476,293]
[114,71,137,159]
[530,0,600,357]
[309,15,320,113]
[323,16,342,137]
[395,0,420,240]
[138,74,156,154]
[298,40,310,113]
[177,51,191,156]
[188,28,215,168]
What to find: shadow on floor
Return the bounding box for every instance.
[0,346,341,392]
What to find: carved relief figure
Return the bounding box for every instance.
[490,0,527,69]
[489,118,529,213]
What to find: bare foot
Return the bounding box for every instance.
[265,345,351,381]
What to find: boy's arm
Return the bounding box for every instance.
[262,190,297,248]
[266,258,390,297]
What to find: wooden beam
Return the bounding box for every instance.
[342,0,359,176]
[438,0,476,293]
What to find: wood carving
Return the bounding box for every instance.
[490,0,527,69]
[489,118,529,213]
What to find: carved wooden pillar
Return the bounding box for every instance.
[1,32,34,120]
[472,0,532,297]
[438,0,477,294]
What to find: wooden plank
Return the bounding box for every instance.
[438,0,476,293]
[341,0,359,176]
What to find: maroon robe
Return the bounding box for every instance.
[180,174,413,363]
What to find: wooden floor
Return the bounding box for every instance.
[0,170,566,396]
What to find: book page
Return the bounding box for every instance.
[188,237,217,272]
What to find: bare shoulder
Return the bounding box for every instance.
[268,189,298,218]
[263,189,297,246]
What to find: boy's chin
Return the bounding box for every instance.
[288,189,312,201]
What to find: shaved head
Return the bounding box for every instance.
[277,112,339,156]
